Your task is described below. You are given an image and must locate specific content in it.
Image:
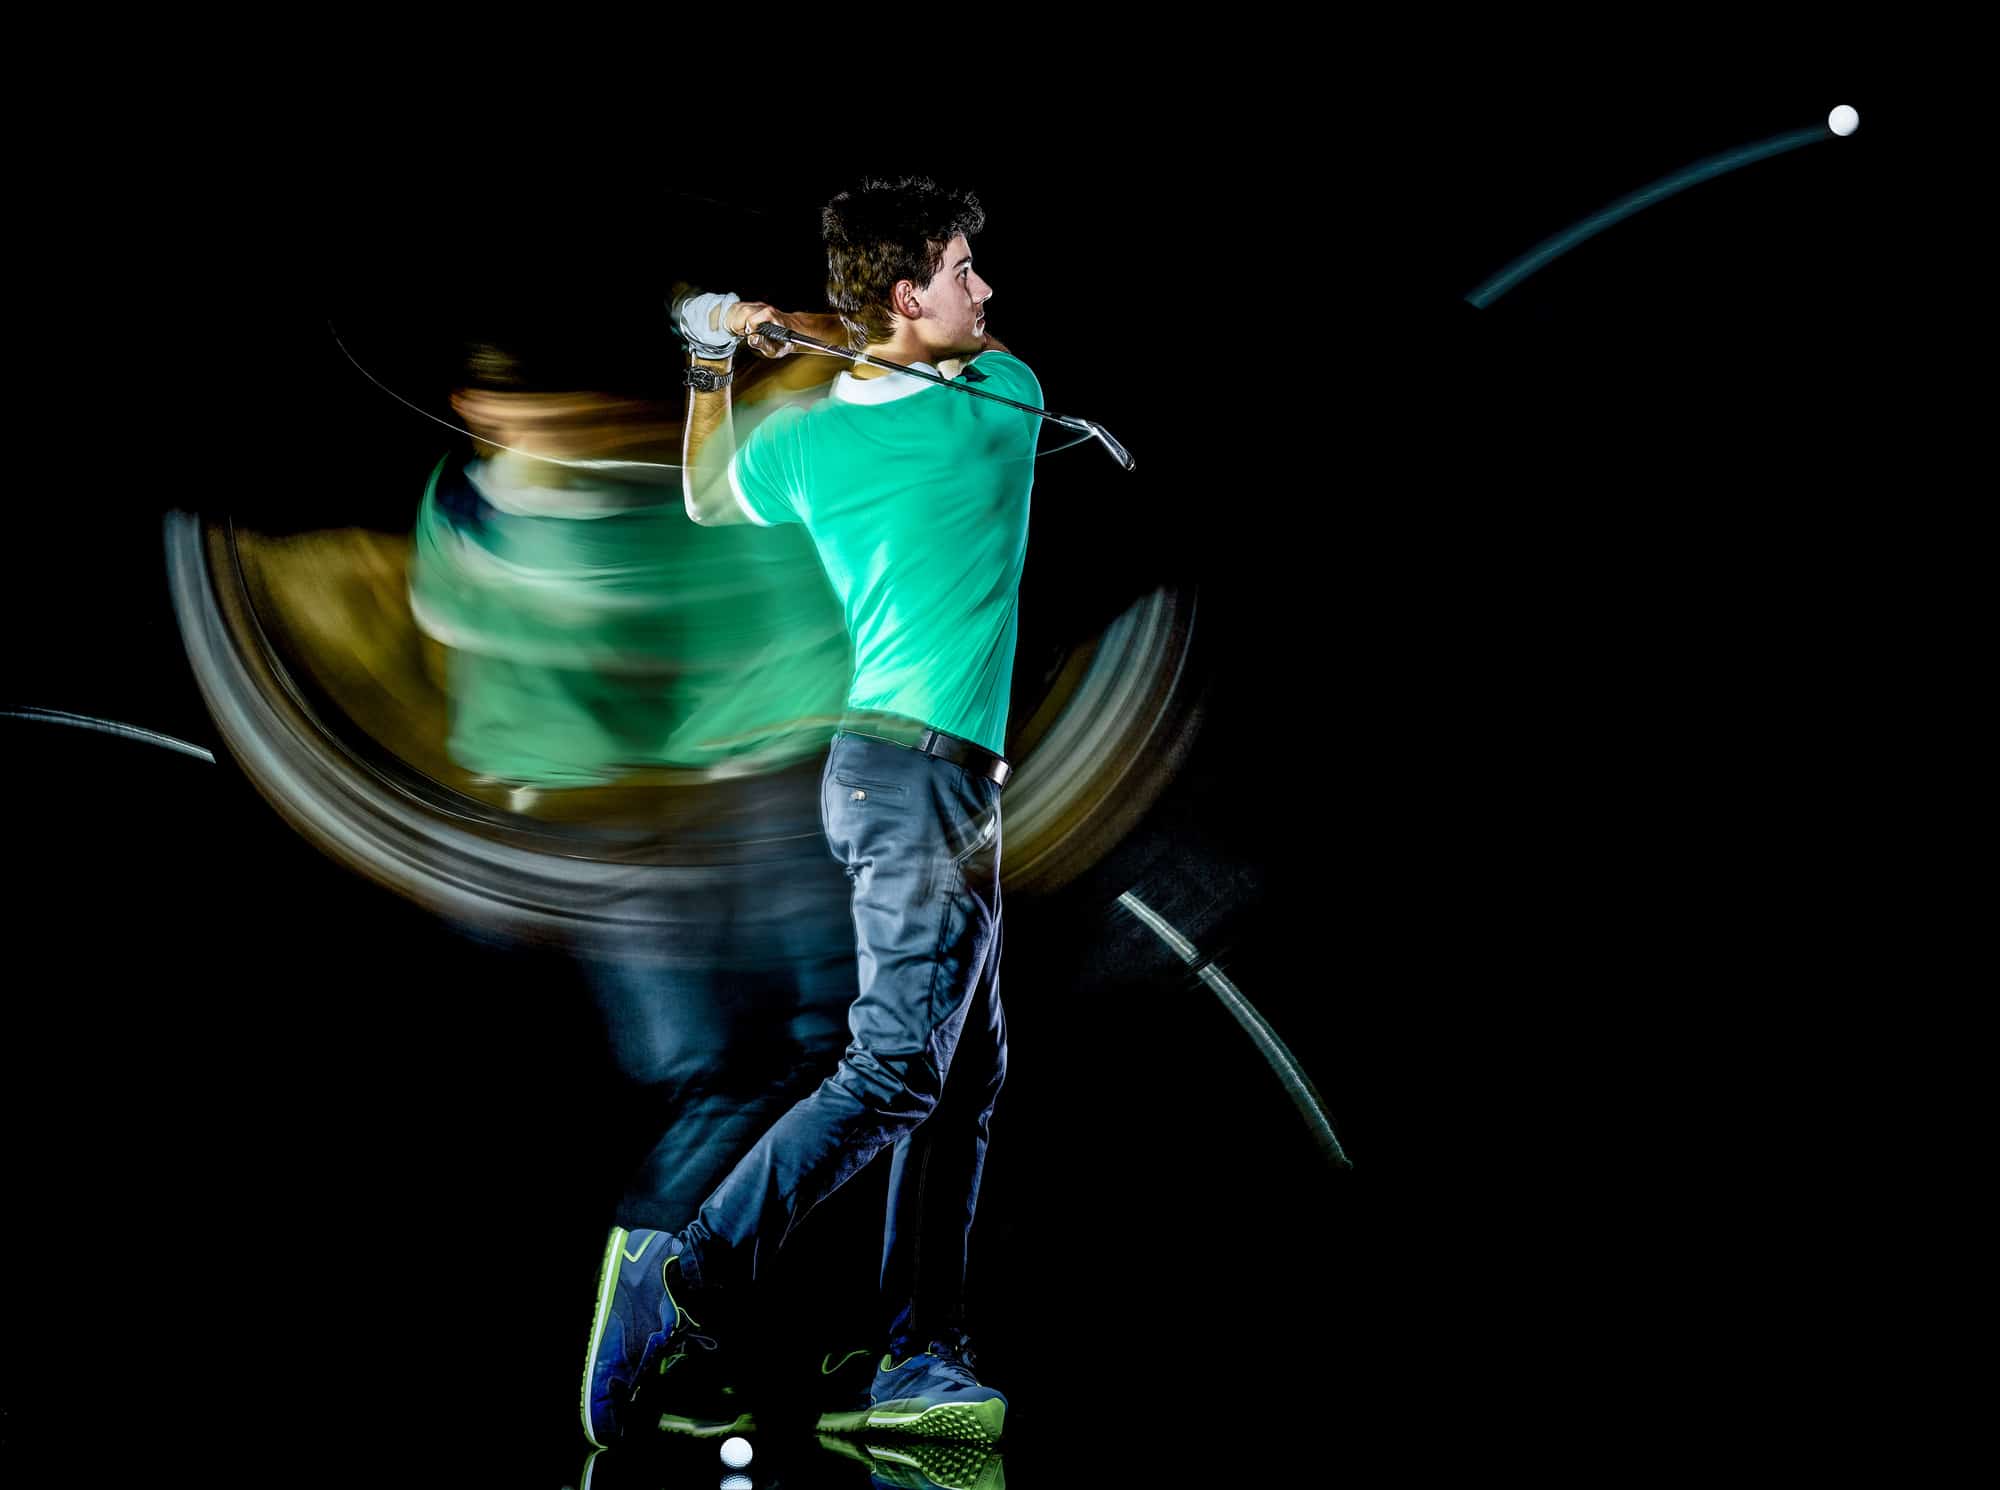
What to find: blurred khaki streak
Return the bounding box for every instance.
[236,527,465,788]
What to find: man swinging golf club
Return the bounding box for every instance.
[582,176,1037,1448]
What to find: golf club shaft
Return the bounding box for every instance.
[754,324,1135,471]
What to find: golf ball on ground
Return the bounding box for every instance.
[721,1435,753,1468]
[1828,105,1859,136]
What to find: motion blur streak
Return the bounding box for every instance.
[166,507,1203,941]
[1,708,217,765]
[1119,890,1351,1170]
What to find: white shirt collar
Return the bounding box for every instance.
[831,362,941,406]
[465,456,648,519]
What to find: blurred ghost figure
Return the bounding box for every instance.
[409,342,862,1242]
[412,345,849,784]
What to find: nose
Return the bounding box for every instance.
[972,272,993,304]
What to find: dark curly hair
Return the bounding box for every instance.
[822,177,986,346]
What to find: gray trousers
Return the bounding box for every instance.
[671,729,1007,1352]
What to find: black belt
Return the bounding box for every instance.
[837,711,1012,790]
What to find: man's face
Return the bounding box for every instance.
[909,233,993,358]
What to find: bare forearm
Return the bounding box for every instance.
[678,299,835,525]
[682,356,741,524]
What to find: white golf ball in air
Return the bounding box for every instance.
[1828,104,1859,137]
[720,1435,754,1468]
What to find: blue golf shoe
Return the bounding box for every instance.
[580,1227,752,1446]
[862,1332,1007,1442]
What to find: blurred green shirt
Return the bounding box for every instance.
[410,452,851,784]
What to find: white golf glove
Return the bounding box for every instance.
[673,289,743,359]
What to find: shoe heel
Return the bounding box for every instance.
[581,1227,631,1447]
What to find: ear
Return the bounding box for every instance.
[892,279,924,321]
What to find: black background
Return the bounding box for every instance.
[4,55,1919,1483]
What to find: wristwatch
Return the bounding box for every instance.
[684,364,734,392]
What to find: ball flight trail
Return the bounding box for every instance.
[1465,113,1857,309]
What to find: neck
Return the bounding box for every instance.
[490,447,572,484]
[853,328,933,378]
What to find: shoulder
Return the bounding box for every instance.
[737,398,816,466]
[963,351,1041,402]
[746,399,814,437]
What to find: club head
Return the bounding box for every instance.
[1086,421,1136,472]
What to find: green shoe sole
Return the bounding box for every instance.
[867,1396,1005,1441]
[868,1436,1008,1490]
[580,1226,635,1449]
[656,1410,757,1439]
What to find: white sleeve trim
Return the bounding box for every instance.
[726,450,774,526]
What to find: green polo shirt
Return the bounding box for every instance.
[727,351,1040,757]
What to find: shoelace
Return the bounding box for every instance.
[658,1326,721,1376]
[923,1334,980,1381]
